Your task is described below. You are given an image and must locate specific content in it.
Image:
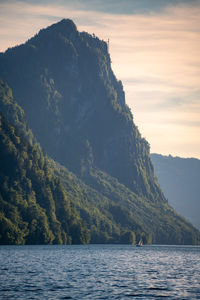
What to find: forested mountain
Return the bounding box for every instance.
[0,19,200,245]
[0,19,163,202]
[151,154,200,230]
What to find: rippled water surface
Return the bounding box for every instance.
[0,244,200,299]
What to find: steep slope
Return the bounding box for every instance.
[0,77,142,245]
[53,163,200,245]
[0,111,92,245]
[0,20,200,245]
[0,78,156,244]
[0,19,164,202]
[151,154,200,229]
[2,78,198,245]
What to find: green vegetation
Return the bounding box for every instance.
[52,162,200,245]
[0,20,200,245]
[0,112,91,244]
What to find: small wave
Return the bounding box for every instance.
[125,293,144,297]
[148,287,169,291]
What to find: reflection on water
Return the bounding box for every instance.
[0,244,200,299]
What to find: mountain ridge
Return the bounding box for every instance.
[0,19,200,245]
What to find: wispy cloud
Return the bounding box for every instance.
[0,0,199,158]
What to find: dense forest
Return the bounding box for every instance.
[0,19,200,245]
[0,78,90,244]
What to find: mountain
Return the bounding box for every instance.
[0,19,162,201]
[0,77,149,245]
[151,153,200,230]
[0,19,200,244]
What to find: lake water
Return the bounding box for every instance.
[0,244,200,299]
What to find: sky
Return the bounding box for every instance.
[0,0,200,158]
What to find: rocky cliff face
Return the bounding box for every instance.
[0,19,163,202]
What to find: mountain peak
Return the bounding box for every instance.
[50,19,77,32]
[44,18,77,34]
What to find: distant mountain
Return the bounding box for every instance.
[151,154,200,229]
[0,19,200,244]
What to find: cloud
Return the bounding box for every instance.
[0,0,200,158]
